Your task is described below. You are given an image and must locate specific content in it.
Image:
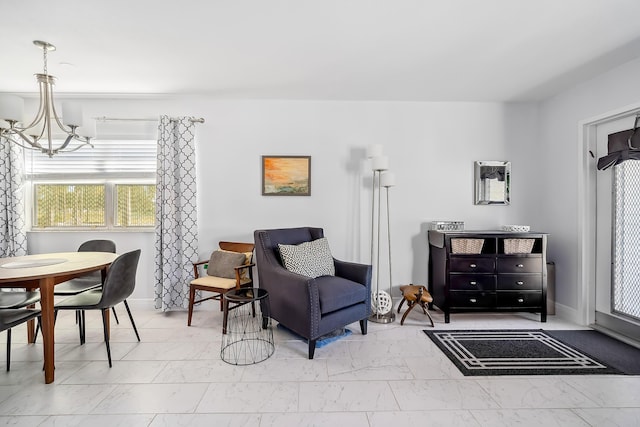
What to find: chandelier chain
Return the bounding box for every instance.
[43,45,48,75]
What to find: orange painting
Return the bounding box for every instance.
[262,156,311,196]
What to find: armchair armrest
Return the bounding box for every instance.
[234,263,256,283]
[234,263,256,271]
[259,265,318,324]
[192,260,207,279]
[334,258,372,287]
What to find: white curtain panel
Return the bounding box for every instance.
[154,116,199,311]
[0,141,27,257]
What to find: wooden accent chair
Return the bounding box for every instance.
[188,242,255,326]
[398,284,434,326]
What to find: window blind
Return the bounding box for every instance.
[25,139,157,179]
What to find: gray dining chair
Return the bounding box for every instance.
[0,308,41,371]
[35,239,118,344]
[0,289,42,371]
[0,290,41,310]
[54,249,141,367]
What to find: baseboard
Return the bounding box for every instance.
[553,302,582,325]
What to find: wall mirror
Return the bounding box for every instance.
[474,161,510,205]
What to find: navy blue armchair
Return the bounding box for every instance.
[254,227,371,359]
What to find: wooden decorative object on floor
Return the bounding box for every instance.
[398,284,434,327]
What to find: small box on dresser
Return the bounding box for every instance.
[428,230,548,323]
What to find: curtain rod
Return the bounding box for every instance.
[94,116,205,124]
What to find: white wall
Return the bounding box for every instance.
[534,56,640,321]
[27,97,538,304]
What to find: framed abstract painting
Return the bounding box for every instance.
[261,156,311,196]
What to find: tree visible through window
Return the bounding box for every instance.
[116,184,156,227]
[35,184,106,227]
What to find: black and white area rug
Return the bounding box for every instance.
[423,329,639,376]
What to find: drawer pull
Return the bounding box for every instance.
[469,298,477,303]
[516,281,524,285]
[517,298,524,303]
[469,281,477,286]
[516,264,524,268]
[469,263,477,268]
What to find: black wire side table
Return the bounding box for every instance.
[221,287,274,365]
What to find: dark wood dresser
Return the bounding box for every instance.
[428,230,548,323]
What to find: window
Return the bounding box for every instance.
[26,121,157,230]
[35,184,106,227]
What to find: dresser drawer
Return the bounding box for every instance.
[450,274,496,291]
[449,291,496,308]
[497,291,542,308]
[497,257,542,274]
[497,274,542,291]
[450,257,494,273]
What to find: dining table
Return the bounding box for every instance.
[0,251,118,384]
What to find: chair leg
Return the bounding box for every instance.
[397,297,406,313]
[32,317,41,344]
[308,339,317,359]
[101,309,112,367]
[222,297,229,335]
[79,310,85,345]
[187,285,196,326]
[422,302,435,327]
[111,306,120,324]
[6,328,11,372]
[35,310,59,343]
[123,300,140,342]
[359,319,368,335]
[400,301,418,325]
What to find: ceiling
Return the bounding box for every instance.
[3,0,640,102]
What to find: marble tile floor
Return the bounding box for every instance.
[1,304,640,427]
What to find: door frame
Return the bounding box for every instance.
[579,102,640,327]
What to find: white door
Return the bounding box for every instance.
[595,115,640,338]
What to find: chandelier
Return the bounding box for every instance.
[0,41,94,157]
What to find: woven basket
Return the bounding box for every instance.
[451,238,484,254]
[504,239,535,254]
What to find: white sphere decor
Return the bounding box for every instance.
[372,290,393,315]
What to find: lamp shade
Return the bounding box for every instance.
[77,119,96,139]
[0,95,24,122]
[366,144,383,158]
[380,171,396,187]
[371,155,389,171]
[62,102,83,127]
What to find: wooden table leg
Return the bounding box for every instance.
[26,284,38,343]
[39,276,56,384]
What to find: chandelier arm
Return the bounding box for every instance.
[1,128,43,150]
[57,140,94,154]
[49,95,73,135]
[21,80,48,131]
[56,134,76,152]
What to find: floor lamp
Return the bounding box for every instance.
[369,153,395,324]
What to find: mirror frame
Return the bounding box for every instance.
[474,160,511,205]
